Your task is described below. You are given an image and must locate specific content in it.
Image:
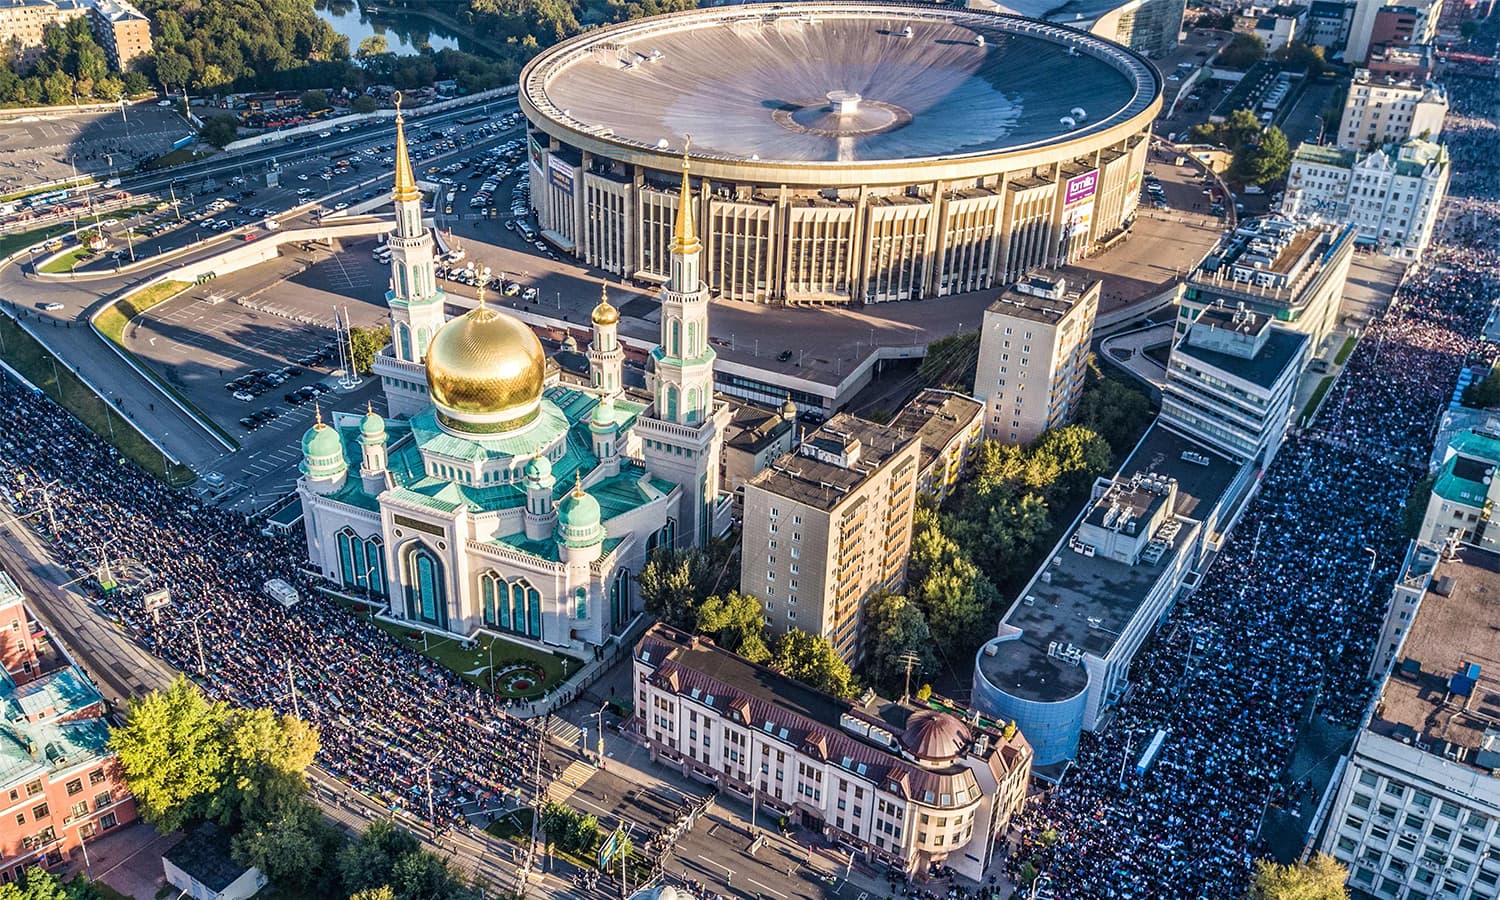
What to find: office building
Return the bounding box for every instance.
[974,274,1101,446]
[1306,0,1353,50]
[1338,70,1448,151]
[1418,429,1500,551]
[889,389,984,505]
[722,397,798,498]
[1160,303,1309,465]
[0,0,88,70]
[971,425,1250,767]
[1366,44,1436,81]
[1236,5,1308,52]
[632,624,1034,879]
[87,0,150,72]
[1283,137,1449,257]
[1180,217,1356,353]
[1319,544,1500,900]
[740,414,921,663]
[0,570,136,880]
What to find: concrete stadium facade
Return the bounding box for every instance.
[518,2,1163,305]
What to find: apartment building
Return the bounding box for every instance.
[1160,302,1309,465]
[1284,137,1450,257]
[1338,70,1448,151]
[740,414,921,663]
[974,274,1100,446]
[0,570,135,881]
[88,0,149,72]
[632,624,1033,879]
[722,396,798,498]
[1319,544,1500,900]
[0,0,87,70]
[1180,216,1356,353]
[887,389,984,505]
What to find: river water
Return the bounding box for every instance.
[313,0,477,56]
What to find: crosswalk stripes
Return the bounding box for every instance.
[545,760,594,805]
[547,716,583,747]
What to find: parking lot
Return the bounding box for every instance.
[0,105,186,193]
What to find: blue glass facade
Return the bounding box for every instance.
[972,638,1090,767]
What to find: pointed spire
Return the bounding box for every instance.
[573,471,585,496]
[366,400,374,415]
[591,280,619,326]
[391,91,421,204]
[671,134,699,255]
[314,401,324,427]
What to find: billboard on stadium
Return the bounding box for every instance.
[1065,170,1099,207]
[547,154,575,196]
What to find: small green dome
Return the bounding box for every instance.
[526,455,553,482]
[302,422,343,459]
[360,407,386,438]
[591,396,615,427]
[558,485,601,531]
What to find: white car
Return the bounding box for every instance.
[333,202,349,210]
[522,287,538,301]
[233,391,255,402]
[40,302,64,311]
[318,131,332,138]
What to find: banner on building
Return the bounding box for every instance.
[1064,170,1099,207]
[547,154,575,196]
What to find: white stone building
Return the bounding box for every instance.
[1337,70,1448,151]
[1283,137,1450,257]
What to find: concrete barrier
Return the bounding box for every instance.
[221,86,519,153]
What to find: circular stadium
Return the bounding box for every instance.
[518,3,1162,305]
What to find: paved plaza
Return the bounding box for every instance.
[0,105,187,193]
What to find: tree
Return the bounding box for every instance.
[1218,32,1266,69]
[1073,362,1153,459]
[0,868,68,900]
[1247,126,1291,186]
[122,70,150,96]
[860,592,935,697]
[109,676,229,832]
[351,889,396,900]
[301,89,329,112]
[695,591,770,662]
[198,114,238,148]
[772,629,856,698]
[211,705,320,827]
[540,802,598,855]
[1249,853,1350,900]
[356,35,390,60]
[231,795,337,894]
[388,850,469,900]
[1274,41,1325,77]
[340,820,422,896]
[639,546,709,629]
[352,94,379,114]
[348,324,392,374]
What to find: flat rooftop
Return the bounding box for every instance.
[888,388,982,476]
[977,425,1242,702]
[746,412,917,512]
[1370,545,1500,773]
[1173,326,1308,390]
[985,277,1098,326]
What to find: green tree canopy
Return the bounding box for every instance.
[340,819,422,897]
[231,794,339,894]
[695,591,770,662]
[772,629,856,698]
[301,89,330,112]
[1073,362,1154,460]
[1218,32,1267,69]
[356,36,391,60]
[349,324,393,375]
[859,591,936,698]
[1249,853,1350,900]
[639,546,710,629]
[1246,126,1291,186]
[198,115,238,149]
[1274,41,1326,77]
[109,675,230,832]
[351,889,397,900]
[352,94,379,114]
[211,705,320,826]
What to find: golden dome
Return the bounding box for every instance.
[425,306,547,434]
[591,284,618,327]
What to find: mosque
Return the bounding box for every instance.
[295,108,730,653]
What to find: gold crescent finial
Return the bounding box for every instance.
[682,133,691,171]
[573,471,584,495]
[392,90,403,115]
[314,401,323,426]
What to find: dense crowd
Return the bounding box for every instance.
[0,395,544,830]
[1005,58,1500,900]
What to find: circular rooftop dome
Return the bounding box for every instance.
[425,306,547,435]
[901,710,971,763]
[521,3,1154,167]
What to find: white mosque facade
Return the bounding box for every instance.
[296,113,730,653]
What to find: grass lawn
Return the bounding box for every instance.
[1335,334,1359,366]
[369,617,580,699]
[37,245,93,274]
[0,316,196,485]
[143,147,213,170]
[95,279,189,343]
[1299,375,1337,426]
[486,807,533,843]
[0,222,76,259]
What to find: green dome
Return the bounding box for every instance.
[302,422,343,459]
[591,396,615,427]
[526,455,553,481]
[558,485,601,531]
[360,408,386,438]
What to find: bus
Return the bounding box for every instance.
[24,189,69,209]
[264,578,300,609]
[1136,729,1168,778]
[456,113,487,125]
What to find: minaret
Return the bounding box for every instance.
[639,139,728,548]
[651,139,715,427]
[386,91,445,366]
[300,404,347,495]
[523,456,557,542]
[588,283,623,398]
[359,402,388,495]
